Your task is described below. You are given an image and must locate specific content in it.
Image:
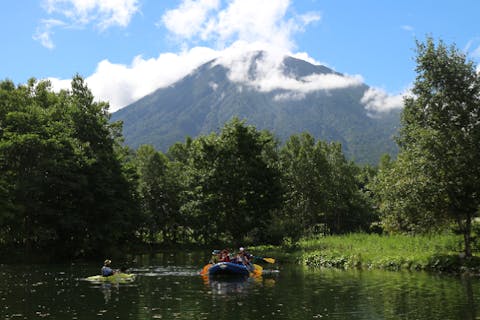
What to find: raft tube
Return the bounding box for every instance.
[208,262,252,276]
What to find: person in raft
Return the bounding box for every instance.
[209,250,221,264]
[219,249,231,262]
[235,247,252,265]
[101,259,115,277]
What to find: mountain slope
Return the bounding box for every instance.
[111,53,399,164]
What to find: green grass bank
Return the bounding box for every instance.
[256,233,480,274]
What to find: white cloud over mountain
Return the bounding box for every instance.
[44,0,403,114]
[49,46,220,110]
[361,87,405,114]
[214,45,364,94]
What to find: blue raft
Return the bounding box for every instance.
[208,262,252,276]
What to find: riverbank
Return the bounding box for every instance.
[255,233,480,275]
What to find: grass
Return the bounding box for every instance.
[256,233,480,274]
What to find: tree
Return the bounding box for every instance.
[375,37,480,256]
[322,142,372,234]
[278,133,330,239]
[177,118,283,244]
[0,76,140,256]
[66,75,140,255]
[216,118,283,243]
[135,145,181,244]
[279,133,373,239]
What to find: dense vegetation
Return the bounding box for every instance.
[298,233,480,273]
[371,38,480,257]
[0,37,479,263]
[0,76,141,257]
[0,79,374,258]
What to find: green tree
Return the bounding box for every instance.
[279,133,372,239]
[322,142,372,234]
[278,133,329,239]
[178,118,283,244]
[135,145,181,244]
[217,118,283,243]
[67,75,140,255]
[0,76,140,257]
[374,38,480,256]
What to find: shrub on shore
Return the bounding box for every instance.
[297,233,480,274]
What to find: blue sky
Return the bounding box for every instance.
[2,0,480,112]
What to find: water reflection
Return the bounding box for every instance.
[204,276,251,295]
[1,254,480,320]
[100,283,119,303]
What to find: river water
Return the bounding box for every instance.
[1,251,479,319]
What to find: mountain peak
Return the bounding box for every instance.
[112,53,399,164]
[201,50,363,97]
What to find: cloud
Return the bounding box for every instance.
[162,0,320,51]
[50,46,220,111]
[213,43,363,94]
[35,0,140,48]
[46,0,394,113]
[401,25,414,32]
[46,0,325,111]
[48,39,361,111]
[161,0,220,39]
[464,39,480,73]
[273,92,306,101]
[361,87,405,114]
[33,19,66,49]
[472,46,480,59]
[43,0,140,29]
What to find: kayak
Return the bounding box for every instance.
[86,273,135,283]
[202,262,262,277]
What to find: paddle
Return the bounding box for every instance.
[252,264,263,276]
[254,256,275,264]
[200,263,212,275]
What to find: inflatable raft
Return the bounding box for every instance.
[201,262,262,277]
[209,262,251,276]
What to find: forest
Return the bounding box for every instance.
[1,38,479,259]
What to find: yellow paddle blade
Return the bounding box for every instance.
[200,264,212,275]
[253,264,263,276]
[263,257,275,264]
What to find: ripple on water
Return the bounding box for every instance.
[131,266,200,277]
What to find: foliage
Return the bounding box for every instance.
[0,78,386,257]
[277,133,375,242]
[298,233,479,273]
[135,145,181,244]
[0,77,140,257]
[169,118,283,245]
[371,37,480,256]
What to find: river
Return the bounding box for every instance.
[1,251,479,319]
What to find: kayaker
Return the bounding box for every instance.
[101,259,115,277]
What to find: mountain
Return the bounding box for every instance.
[111,52,400,164]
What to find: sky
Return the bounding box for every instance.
[1,0,480,113]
